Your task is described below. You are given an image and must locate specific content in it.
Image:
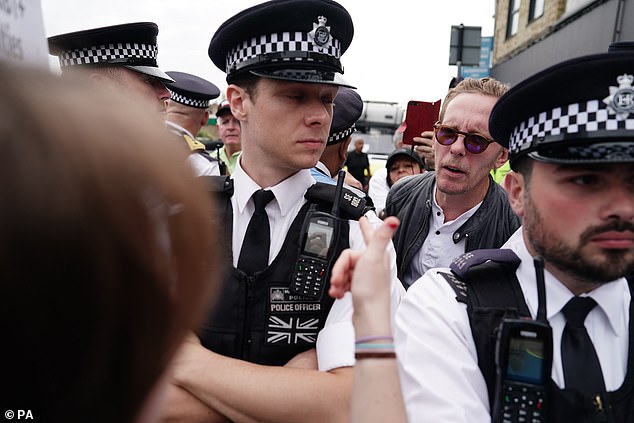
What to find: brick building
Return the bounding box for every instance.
[491,0,634,85]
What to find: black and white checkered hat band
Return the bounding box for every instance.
[328,125,355,144]
[543,142,634,162]
[226,31,341,73]
[509,99,634,154]
[58,43,158,67]
[169,91,210,109]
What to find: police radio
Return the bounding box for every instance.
[493,257,552,423]
[290,171,347,298]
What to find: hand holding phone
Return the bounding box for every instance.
[402,100,441,146]
[414,135,436,170]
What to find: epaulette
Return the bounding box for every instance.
[198,175,234,197]
[450,249,521,279]
[184,134,208,152]
[305,182,372,220]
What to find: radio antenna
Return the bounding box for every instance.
[331,170,346,217]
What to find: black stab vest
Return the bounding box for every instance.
[198,184,351,366]
[438,263,634,422]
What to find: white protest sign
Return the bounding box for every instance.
[0,0,48,67]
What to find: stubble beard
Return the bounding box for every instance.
[523,191,634,284]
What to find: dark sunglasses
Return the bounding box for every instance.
[433,123,495,154]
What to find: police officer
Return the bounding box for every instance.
[163,1,403,422]
[311,86,366,193]
[164,71,222,176]
[48,22,173,113]
[394,51,634,422]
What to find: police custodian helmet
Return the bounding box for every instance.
[165,71,221,109]
[48,22,174,83]
[489,51,634,167]
[208,0,354,87]
[328,87,363,145]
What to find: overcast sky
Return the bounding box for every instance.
[41,0,495,105]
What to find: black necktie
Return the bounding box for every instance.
[561,296,605,395]
[238,189,275,274]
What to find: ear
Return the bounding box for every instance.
[227,84,248,122]
[493,147,509,169]
[339,137,352,161]
[504,170,525,218]
[88,71,119,92]
[200,110,209,128]
[88,72,107,84]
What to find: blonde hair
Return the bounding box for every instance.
[438,77,509,123]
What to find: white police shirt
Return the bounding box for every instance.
[231,160,404,371]
[394,228,630,422]
[403,186,480,287]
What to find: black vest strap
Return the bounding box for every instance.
[199,175,234,257]
[438,256,527,407]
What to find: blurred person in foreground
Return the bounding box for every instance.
[329,216,406,423]
[48,22,173,113]
[0,63,219,423]
[384,78,520,289]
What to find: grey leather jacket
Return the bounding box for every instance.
[384,172,521,286]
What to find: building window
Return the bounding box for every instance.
[507,0,521,38]
[529,0,545,21]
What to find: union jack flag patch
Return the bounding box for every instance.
[266,316,320,345]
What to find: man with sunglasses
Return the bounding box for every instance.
[384,77,521,288]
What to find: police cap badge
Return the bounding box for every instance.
[208,0,354,87]
[489,52,634,166]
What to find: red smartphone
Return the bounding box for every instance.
[402,100,441,145]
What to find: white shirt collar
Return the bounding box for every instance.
[232,159,315,217]
[314,161,331,178]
